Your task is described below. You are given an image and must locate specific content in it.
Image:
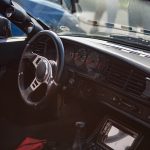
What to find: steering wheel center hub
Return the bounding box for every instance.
[36,59,49,82]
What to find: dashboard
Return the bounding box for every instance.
[61,36,150,129]
[0,35,150,150]
[5,35,149,129]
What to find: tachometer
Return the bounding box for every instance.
[65,48,74,63]
[74,49,87,67]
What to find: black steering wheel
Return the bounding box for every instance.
[18,30,64,109]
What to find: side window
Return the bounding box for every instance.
[0,14,26,38]
[0,16,12,38]
[11,23,26,37]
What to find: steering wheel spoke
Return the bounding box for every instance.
[49,60,57,67]
[49,60,57,78]
[24,86,33,99]
[23,52,44,68]
[45,80,58,96]
[30,78,41,91]
[32,53,43,68]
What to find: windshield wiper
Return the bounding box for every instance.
[82,32,150,50]
[90,33,150,50]
[110,34,150,48]
[61,31,150,51]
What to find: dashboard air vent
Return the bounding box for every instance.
[106,61,130,88]
[106,60,146,96]
[125,71,146,96]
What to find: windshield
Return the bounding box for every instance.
[14,0,150,42]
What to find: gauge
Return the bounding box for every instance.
[97,55,109,74]
[86,52,99,70]
[65,48,74,63]
[74,49,87,67]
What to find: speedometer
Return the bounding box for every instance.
[86,52,99,70]
[74,49,87,67]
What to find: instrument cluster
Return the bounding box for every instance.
[65,46,109,80]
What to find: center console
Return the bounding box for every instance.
[85,118,142,150]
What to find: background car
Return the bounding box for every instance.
[12,0,82,36]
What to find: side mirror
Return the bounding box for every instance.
[0,16,12,38]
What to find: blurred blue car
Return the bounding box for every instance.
[12,0,82,36]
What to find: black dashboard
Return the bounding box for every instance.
[61,36,150,129]
[1,36,150,128]
[0,35,150,150]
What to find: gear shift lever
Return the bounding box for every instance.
[72,121,86,150]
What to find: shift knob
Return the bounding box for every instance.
[75,122,85,128]
[72,121,86,150]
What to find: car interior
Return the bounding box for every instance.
[0,0,150,150]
